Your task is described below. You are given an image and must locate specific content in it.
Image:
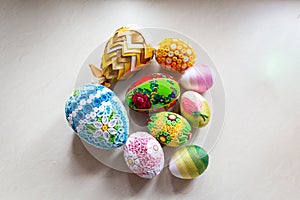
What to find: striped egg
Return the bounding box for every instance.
[169,145,209,179]
[179,64,213,93]
[180,91,211,128]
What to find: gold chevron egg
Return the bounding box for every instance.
[89,27,155,87]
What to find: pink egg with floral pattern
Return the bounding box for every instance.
[180,91,211,128]
[123,132,164,179]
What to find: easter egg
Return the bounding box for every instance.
[147,112,191,147]
[89,27,155,87]
[65,84,129,149]
[124,132,164,179]
[125,73,180,113]
[179,64,213,93]
[155,38,196,72]
[169,145,209,179]
[180,91,211,128]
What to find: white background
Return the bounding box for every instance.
[0,0,299,199]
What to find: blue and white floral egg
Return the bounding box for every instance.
[65,84,129,149]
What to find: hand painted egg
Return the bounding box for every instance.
[180,91,211,128]
[124,132,164,179]
[65,84,129,149]
[147,112,191,147]
[179,64,213,93]
[169,145,209,179]
[89,27,154,87]
[155,38,196,72]
[125,73,180,113]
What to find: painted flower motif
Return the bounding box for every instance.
[127,156,135,166]
[165,113,181,126]
[76,111,85,120]
[83,104,93,114]
[92,114,118,143]
[93,98,101,107]
[156,130,171,145]
[114,133,127,145]
[71,102,78,110]
[100,94,109,102]
[147,140,161,155]
[125,154,140,171]
[78,94,88,101]
[132,92,151,109]
[168,92,176,99]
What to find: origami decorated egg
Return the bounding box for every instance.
[169,145,209,179]
[124,132,164,179]
[179,64,213,93]
[125,73,180,113]
[155,38,196,72]
[180,91,211,128]
[65,84,129,149]
[89,27,155,87]
[147,112,191,147]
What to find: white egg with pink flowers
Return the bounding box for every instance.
[123,132,164,179]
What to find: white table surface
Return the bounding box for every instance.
[0,0,299,199]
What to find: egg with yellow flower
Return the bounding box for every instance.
[147,112,192,147]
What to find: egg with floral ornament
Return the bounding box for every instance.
[124,132,164,179]
[180,91,211,128]
[125,73,180,113]
[169,145,209,179]
[65,84,129,149]
[147,112,192,147]
[155,38,196,72]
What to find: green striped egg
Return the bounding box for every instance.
[169,145,209,179]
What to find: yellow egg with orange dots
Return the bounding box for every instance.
[155,38,196,72]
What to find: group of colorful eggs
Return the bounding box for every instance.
[65,27,214,179]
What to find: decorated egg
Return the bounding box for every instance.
[180,91,211,128]
[147,112,191,147]
[169,145,209,179]
[125,73,180,113]
[65,84,129,149]
[89,27,155,87]
[123,132,164,179]
[155,38,196,72]
[179,64,213,93]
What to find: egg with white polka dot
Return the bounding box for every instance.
[123,132,164,179]
[65,84,129,149]
[155,38,196,72]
